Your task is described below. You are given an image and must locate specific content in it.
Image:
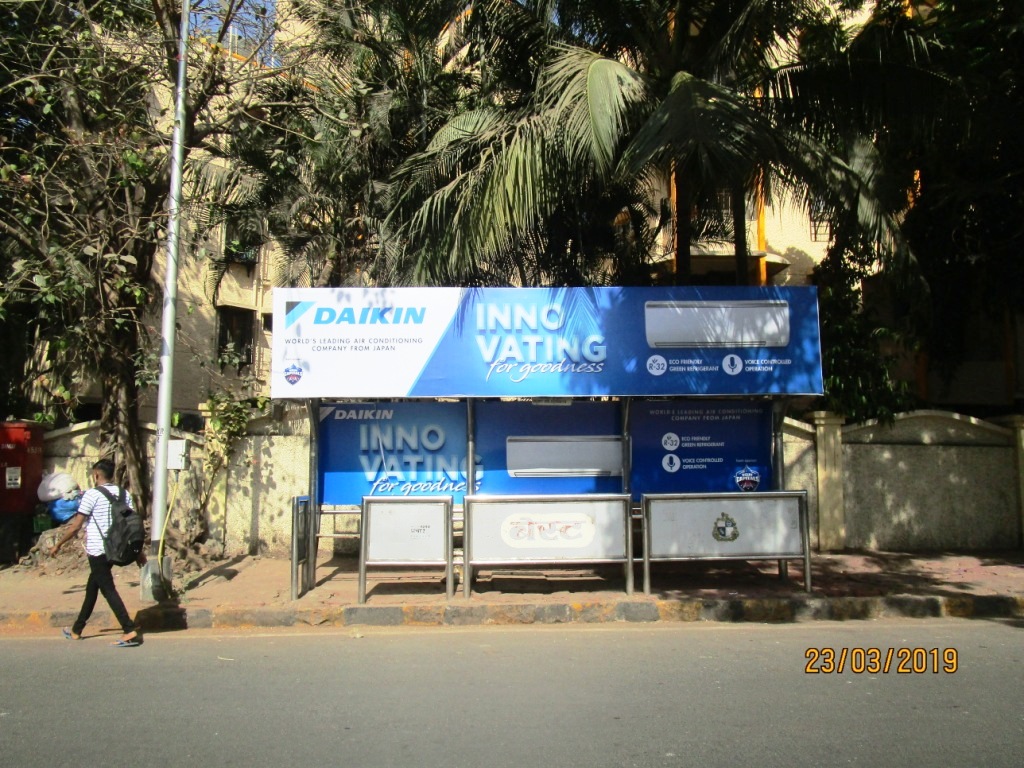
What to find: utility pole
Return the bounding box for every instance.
[145,0,192,601]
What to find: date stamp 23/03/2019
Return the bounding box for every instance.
[805,647,958,674]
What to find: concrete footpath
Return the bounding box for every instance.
[2,550,1023,637]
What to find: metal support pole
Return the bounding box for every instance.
[463,400,476,594]
[773,400,790,580]
[643,502,652,596]
[466,399,476,496]
[624,500,634,595]
[357,501,368,604]
[306,399,320,592]
[622,397,637,590]
[144,0,191,601]
[445,499,454,600]
[621,397,632,498]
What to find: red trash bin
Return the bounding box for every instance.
[0,422,46,562]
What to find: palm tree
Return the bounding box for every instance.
[391,0,950,288]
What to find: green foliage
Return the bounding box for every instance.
[382,0,946,287]
[813,242,916,423]
[0,0,160,424]
[0,0,286,515]
[204,376,270,474]
[898,1,1024,323]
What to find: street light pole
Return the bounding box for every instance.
[146,0,192,601]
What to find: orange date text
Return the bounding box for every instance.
[804,647,958,674]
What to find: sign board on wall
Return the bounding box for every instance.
[318,399,777,505]
[474,400,623,496]
[273,286,823,399]
[630,400,774,500]
[318,401,474,505]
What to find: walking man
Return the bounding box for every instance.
[49,459,142,646]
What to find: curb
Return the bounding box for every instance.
[3,595,1022,633]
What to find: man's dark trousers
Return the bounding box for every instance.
[72,554,135,635]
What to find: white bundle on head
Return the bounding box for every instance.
[37,472,81,502]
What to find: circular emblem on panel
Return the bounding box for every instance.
[646,355,668,376]
[712,513,740,542]
[722,354,743,376]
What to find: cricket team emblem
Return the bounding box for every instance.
[734,465,761,492]
[284,364,304,385]
[712,513,740,542]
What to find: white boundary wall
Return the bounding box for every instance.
[785,411,1023,551]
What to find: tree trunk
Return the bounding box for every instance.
[98,349,152,521]
[673,169,692,285]
[116,375,152,520]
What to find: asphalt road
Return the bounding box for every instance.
[1,619,1021,768]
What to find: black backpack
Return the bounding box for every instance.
[95,485,145,566]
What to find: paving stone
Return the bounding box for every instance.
[343,606,404,626]
[618,602,660,622]
[655,600,703,622]
[213,607,297,628]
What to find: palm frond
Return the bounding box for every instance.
[620,71,778,187]
[539,45,648,176]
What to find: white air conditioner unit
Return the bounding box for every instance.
[506,436,624,477]
[644,300,790,348]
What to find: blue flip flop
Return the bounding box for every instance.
[61,627,79,640]
[112,637,141,647]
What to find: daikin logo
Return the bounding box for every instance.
[285,301,316,329]
[320,406,395,421]
[285,302,427,329]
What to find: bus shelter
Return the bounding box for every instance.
[272,286,823,600]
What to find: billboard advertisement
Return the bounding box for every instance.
[273,286,822,399]
[474,400,624,496]
[317,399,775,505]
[629,400,774,500]
[318,401,474,505]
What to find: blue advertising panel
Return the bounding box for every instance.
[317,400,775,504]
[629,400,774,501]
[474,400,624,495]
[318,401,474,504]
[273,286,823,399]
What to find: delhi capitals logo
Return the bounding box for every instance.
[712,513,740,542]
[284,364,304,385]
[734,465,760,492]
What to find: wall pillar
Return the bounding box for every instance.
[811,411,846,551]
[1003,415,1024,548]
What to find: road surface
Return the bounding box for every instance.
[1,619,1021,767]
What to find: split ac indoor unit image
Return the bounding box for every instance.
[505,435,625,477]
[644,300,790,348]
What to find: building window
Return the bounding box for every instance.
[809,198,832,243]
[224,219,261,268]
[217,306,255,372]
